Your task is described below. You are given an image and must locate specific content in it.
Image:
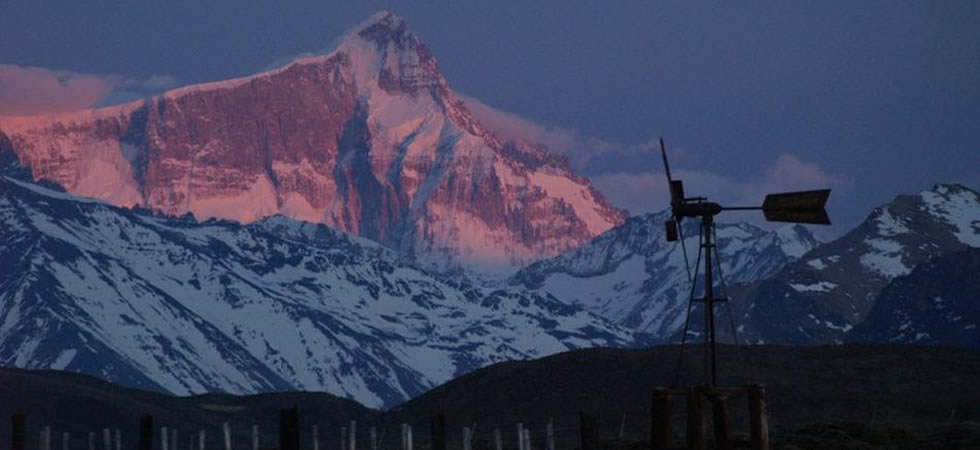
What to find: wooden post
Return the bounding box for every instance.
[369,427,377,450]
[116,429,122,450]
[62,432,70,450]
[88,432,95,450]
[104,428,111,450]
[523,429,530,450]
[579,412,598,450]
[651,388,672,450]
[312,425,319,450]
[685,387,705,450]
[198,431,206,450]
[41,426,51,450]
[398,425,413,450]
[545,421,554,450]
[161,428,168,450]
[493,429,502,450]
[251,425,259,450]
[349,421,357,450]
[279,408,298,450]
[139,416,153,450]
[430,415,446,450]
[515,424,523,450]
[12,414,26,450]
[462,427,471,450]
[748,385,769,450]
[710,393,733,450]
[222,422,231,450]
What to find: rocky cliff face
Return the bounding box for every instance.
[0,12,625,271]
[849,247,980,349]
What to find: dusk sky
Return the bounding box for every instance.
[2,1,978,237]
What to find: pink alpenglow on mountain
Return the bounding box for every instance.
[0,12,625,271]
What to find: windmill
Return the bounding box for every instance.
[659,137,831,387]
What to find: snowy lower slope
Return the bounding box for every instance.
[0,175,642,409]
[511,211,820,340]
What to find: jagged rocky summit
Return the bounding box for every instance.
[0,11,625,272]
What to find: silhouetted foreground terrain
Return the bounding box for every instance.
[3,344,979,449]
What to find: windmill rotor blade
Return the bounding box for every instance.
[762,189,832,225]
[659,137,673,183]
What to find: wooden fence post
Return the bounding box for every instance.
[116,429,122,450]
[431,414,446,450]
[349,421,357,450]
[12,414,26,450]
[88,431,95,450]
[103,428,111,450]
[160,428,168,450]
[139,416,153,450]
[493,429,502,450]
[545,421,554,450]
[62,432,70,450]
[199,430,206,450]
[370,427,377,450]
[463,427,471,450]
[223,422,231,450]
[280,408,299,450]
[312,425,319,450]
[251,425,259,450]
[407,425,413,450]
[651,388,672,450]
[41,426,51,450]
[515,423,523,450]
[710,393,733,450]
[686,387,706,450]
[748,385,769,450]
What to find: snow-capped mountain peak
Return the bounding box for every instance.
[735,183,980,344]
[0,11,625,272]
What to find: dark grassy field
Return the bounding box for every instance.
[0,367,377,449]
[3,344,979,449]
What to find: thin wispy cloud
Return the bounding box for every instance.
[592,154,855,216]
[457,92,854,221]
[0,64,177,117]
